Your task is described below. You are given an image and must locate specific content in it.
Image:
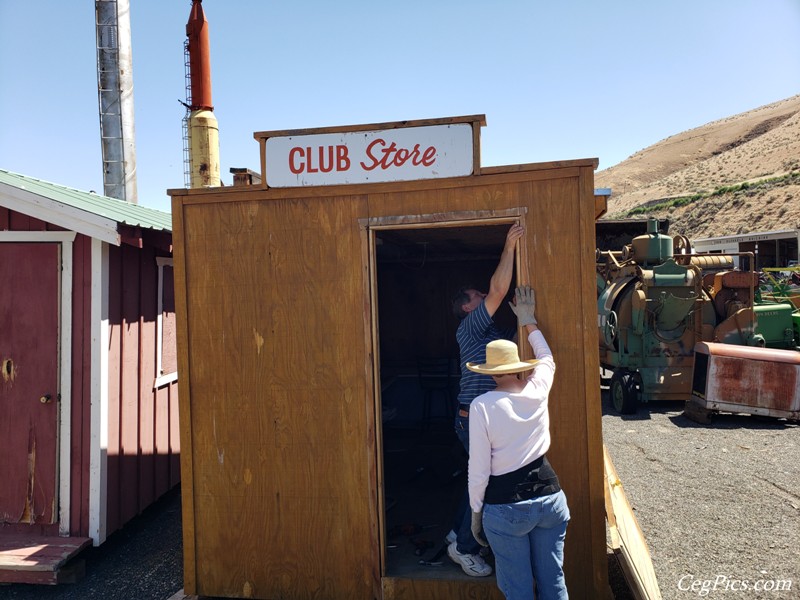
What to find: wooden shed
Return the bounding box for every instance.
[0,170,180,583]
[171,116,609,599]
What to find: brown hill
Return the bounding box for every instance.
[596,95,800,241]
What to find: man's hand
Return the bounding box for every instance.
[509,285,537,326]
[471,511,489,547]
[504,224,525,251]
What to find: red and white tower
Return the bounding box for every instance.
[185,0,220,188]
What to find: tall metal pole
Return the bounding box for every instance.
[96,0,138,203]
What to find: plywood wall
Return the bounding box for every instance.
[172,159,608,599]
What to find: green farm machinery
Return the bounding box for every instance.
[597,218,799,414]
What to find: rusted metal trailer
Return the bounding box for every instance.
[171,115,610,599]
[687,342,800,423]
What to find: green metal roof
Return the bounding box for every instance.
[0,169,171,232]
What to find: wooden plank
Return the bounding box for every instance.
[471,120,482,176]
[580,166,613,596]
[119,244,141,526]
[168,383,181,488]
[258,138,268,190]
[171,198,197,594]
[0,535,91,571]
[0,535,90,585]
[0,558,85,584]
[364,224,385,599]
[106,245,122,534]
[138,246,157,511]
[0,569,58,585]
[523,175,597,587]
[595,193,608,219]
[168,164,585,201]
[70,234,92,537]
[364,208,523,229]
[382,576,505,599]
[154,384,171,497]
[480,158,598,174]
[604,445,662,600]
[8,209,31,230]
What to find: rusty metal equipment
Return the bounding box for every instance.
[598,219,706,413]
[596,218,763,414]
[687,342,800,423]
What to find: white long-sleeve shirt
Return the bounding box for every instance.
[468,329,556,512]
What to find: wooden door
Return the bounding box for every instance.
[0,243,60,527]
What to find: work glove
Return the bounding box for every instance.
[471,511,489,547]
[509,285,537,326]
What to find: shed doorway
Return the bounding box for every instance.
[371,217,522,581]
[0,243,60,530]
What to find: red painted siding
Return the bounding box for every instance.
[1,208,179,541]
[69,234,92,536]
[139,250,157,512]
[105,242,180,537]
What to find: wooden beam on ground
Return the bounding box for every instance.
[604,444,663,600]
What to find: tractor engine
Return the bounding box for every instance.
[597,219,705,413]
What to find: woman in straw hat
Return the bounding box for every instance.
[466,285,569,600]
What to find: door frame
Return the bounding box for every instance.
[0,230,76,535]
[360,207,527,586]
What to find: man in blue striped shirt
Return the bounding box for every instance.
[446,223,525,576]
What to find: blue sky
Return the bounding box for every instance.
[1,0,799,214]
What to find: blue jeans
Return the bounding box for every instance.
[483,491,570,600]
[454,414,482,555]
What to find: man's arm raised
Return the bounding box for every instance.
[483,224,524,317]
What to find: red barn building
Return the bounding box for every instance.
[0,169,179,583]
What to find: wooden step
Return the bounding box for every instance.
[0,535,91,585]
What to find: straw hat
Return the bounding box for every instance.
[466,339,539,375]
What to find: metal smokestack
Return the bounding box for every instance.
[185,0,220,188]
[95,0,138,202]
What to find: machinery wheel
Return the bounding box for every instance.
[673,234,692,264]
[610,370,639,415]
[603,310,618,347]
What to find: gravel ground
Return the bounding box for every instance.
[601,390,800,600]
[2,487,184,600]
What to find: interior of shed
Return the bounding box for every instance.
[375,222,518,580]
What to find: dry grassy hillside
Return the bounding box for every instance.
[596,95,800,240]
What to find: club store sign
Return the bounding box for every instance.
[263,123,475,188]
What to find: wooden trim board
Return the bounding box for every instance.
[604,445,662,600]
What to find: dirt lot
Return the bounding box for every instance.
[601,390,800,600]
